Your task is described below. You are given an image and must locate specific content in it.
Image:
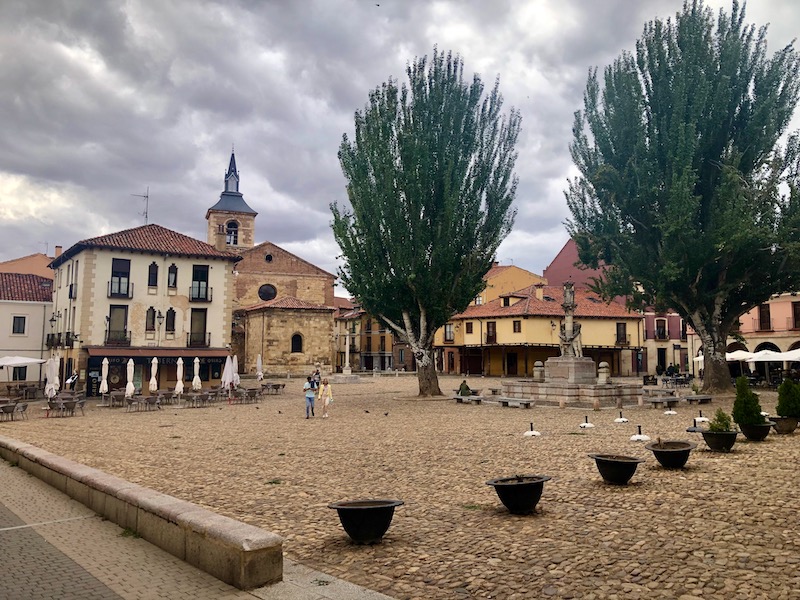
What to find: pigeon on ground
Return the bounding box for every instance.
[365,410,370,413]
[384,412,389,416]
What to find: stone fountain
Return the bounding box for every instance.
[501,282,640,409]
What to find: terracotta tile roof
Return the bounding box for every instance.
[243,296,334,312]
[334,297,354,310]
[453,285,635,320]
[50,224,241,269]
[0,273,54,302]
[543,238,607,288]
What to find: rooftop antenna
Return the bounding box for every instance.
[39,241,49,255]
[131,187,150,224]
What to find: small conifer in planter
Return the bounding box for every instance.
[732,376,772,441]
[773,379,800,434]
[701,408,738,452]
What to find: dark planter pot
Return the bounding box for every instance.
[486,475,552,515]
[738,422,774,442]
[588,454,645,485]
[771,416,799,435]
[701,430,738,452]
[328,499,404,543]
[645,440,698,469]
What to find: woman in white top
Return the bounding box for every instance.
[317,378,333,418]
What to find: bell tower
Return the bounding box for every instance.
[206,151,257,252]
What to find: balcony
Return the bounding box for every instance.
[46,333,58,349]
[789,317,800,330]
[189,284,213,302]
[65,331,80,346]
[616,334,631,346]
[68,283,77,300]
[107,281,134,299]
[655,330,668,341]
[753,318,773,332]
[187,332,211,347]
[486,333,497,344]
[105,330,131,346]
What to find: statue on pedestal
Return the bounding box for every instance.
[559,282,583,357]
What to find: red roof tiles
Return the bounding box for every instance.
[243,296,334,312]
[453,285,634,320]
[0,273,54,302]
[50,224,241,268]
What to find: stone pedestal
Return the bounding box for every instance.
[544,356,596,385]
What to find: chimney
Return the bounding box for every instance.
[534,283,544,300]
[54,245,63,258]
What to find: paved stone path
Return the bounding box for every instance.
[0,459,393,599]
[3,375,800,599]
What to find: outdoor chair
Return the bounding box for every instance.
[45,400,64,418]
[61,400,77,417]
[145,396,161,411]
[125,397,141,412]
[0,403,16,422]
[75,399,86,416]
[15,403,29,420]
[247,388,259,403]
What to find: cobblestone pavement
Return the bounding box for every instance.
[3,375,800,599]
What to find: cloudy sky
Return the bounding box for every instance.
[1,1,798,295]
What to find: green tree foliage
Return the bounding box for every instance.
[332,48,520,395]
[732,376,765,425]
[566,0,800,392]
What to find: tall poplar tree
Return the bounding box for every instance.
[332,49,520,396]
[567,1,800,392]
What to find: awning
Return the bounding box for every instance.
[85,347,230,359]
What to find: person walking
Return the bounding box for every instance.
[303,376,315,418]
[317,378,333,418]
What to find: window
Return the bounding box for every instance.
[146,307,156,331]
[110,258,131,297]
[465,322,473,334]
[366,319,372,332]
[486,321,496,344]
[265,254,273,262]
[503,297,511,307]
[165,308,176,332]
[758,304,771,331]
[148,262,159,287]
[191,265,209,301]
[399,348,405,363]
[655,318,667,340]
[108,305,128,342]
[444,323,454,342]
[188,308,208,346]
[226,221,238,245]
[291,334,303,353]
[380,336,386,352]
[258,284,277,301]
[12,366,27,381]
[793,302,800,329]
[167,264,178,288]
[513,320,521,333]
[616,323,628,344]
[474,295,483,305]
[366,337,372,352]
[12,316,25,335]
[680,319,687,340]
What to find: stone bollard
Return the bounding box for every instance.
[597,361,611,385]
[533,361,545,383]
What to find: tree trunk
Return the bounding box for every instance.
[417,360,442,396]
[697,330,734,394]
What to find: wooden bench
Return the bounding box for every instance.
[683,394,712,405]
[647,397,680,409]
[454,395,484,405]
[496,397,533,409]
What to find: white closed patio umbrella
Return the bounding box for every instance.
[192,357,202,391]
[44,357,60,399]
[220,355,234,392]
[256,354,263,381]
[232,355,240,387]
[125,358,135,398]
[175,357,185,395]
[149,357,159,392]
[99,357,109,395]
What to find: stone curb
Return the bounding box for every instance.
[0,433,283,590]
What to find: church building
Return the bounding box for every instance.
[205,153,336,376]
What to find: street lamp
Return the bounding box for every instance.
[156,311,164,345]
